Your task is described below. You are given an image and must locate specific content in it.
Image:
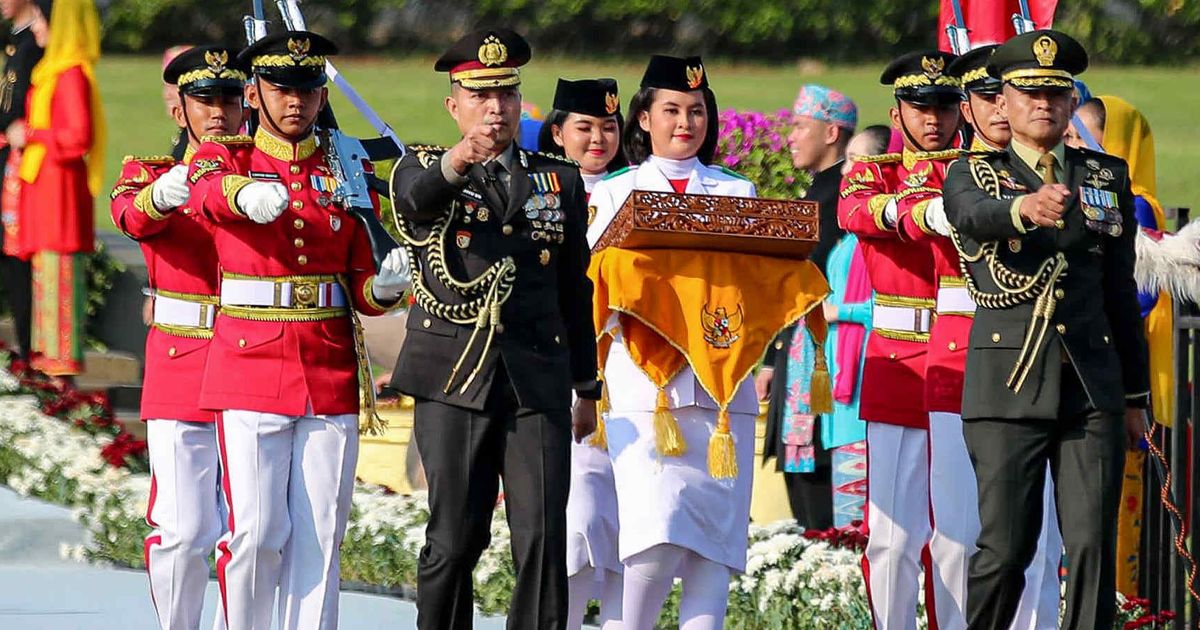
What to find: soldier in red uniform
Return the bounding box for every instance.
[186,31,409,630]
[110,44,247,630]
[837,50,960,629]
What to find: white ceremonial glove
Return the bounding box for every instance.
[883,197,899,228]
[371,247,412,301]
[150,164,190,212]
[235,182,288,224]
[924,197,952,237]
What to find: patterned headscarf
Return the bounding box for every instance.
[792,84,857,130]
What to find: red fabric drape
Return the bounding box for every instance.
[938,0,1058,51]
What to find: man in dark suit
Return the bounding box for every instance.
[388,28,599,630]
[943,30,1149,630]
[756,84,855,527]
[0,0,43,359]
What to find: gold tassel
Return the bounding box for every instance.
[338,276,387,436]
[653,387,686,457]
[707,407,738,479]
[809,349,833,415]
[588,376,609,450]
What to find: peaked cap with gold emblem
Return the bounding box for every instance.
[163,44,250,96]
[946,44,1001,95]
[640,55,709,92]
[238,30,338,90]
[552,78,620,118]
[987,29,1087,91]
[881,50,962,106]
[435,28,531,90]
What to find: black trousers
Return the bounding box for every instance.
[413,372,571,630]
[0,252,32,358]
[963,368,1125,630]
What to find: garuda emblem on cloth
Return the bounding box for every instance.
[702,303,743,348]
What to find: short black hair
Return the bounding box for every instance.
[1076,98,1107,134]
[621,86,720,166]
[858,124,892,156]
[536,108,628,173]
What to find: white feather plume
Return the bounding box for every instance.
[1135,219,1200,304]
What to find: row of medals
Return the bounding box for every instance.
[526,191,565,244]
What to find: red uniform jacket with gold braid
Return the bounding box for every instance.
[111,152,218,423]
[187,130,390,416]
[837,152,935,428]
[895,150,971,414]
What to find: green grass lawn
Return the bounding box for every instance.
[95,55,1200,230]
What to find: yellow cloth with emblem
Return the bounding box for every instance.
[1100,94,1171,596]
[589,247,831,478]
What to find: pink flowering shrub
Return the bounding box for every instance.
[715,108,811,200]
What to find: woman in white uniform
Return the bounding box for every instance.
[539,77,627,630]
[586,55,757,630]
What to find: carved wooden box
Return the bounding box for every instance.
[592,191,819,259]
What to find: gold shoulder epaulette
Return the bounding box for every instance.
[199,134,253,146]
[122,154,176,165]
[913,148,963,161]
[856,152,902,164]
[528,149,579,166]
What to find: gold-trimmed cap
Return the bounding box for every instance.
[946,45,1001,95]
[987,29,1087,91]
[163,45,249,96]
[435,28,531,90]
[237,30,338,90]
[880,50,962,105]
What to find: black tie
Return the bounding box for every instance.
[484,160,508,207]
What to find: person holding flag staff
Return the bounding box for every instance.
[538,77,626,629]
[387,28,599,629]
[587,54,829,629]
[186,30,410,630]
[110,44,248,630]
[836,49,957,630]
[943,30,1148,630]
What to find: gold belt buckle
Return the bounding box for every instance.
[293,281,318,309]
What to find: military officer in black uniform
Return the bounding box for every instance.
[388,28,599,630]
[942,30,1149,630]
[0,0,43,359]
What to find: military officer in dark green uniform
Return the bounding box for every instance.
[943,30,1149,630]
[388,28,599,630]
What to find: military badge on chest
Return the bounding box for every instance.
[1079,185,1123,237]
[526,172,566,244]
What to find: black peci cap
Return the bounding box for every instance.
[987,29,1088,92]
[238,30,337,90]
[435,28,531,90]
[163,45,249,96]
[640,55,708,92]
[552,78,620,118]
[880,50,963,106]
[947,45,1002,95]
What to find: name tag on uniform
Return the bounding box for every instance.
[248,170,280,182]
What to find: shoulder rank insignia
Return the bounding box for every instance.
[530,149,579,166]
[122,154,176,166]
[200,134,253,146]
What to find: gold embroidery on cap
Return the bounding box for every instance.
[478,35,508,67]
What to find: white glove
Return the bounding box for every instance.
[371,247,412,301]
[150,164,190,212]
[883,197,898,228]
[924,197,952,237]
[235,181,288,224]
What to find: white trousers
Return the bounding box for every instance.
[621,543,731,630]
[567,566,623,629]
[928,412,1063,630]
[215,409,359,630]
[863,422,931,630]
[145,420,225,630]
